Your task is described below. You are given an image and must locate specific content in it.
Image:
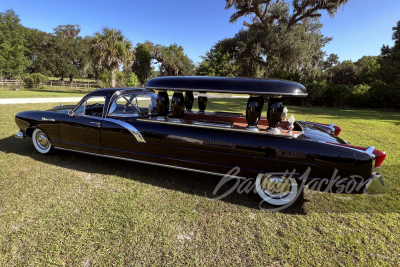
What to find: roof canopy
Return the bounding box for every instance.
[146,76,307,97]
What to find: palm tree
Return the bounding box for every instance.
[91,27,134,87]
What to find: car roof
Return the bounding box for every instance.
[146,76,307,97]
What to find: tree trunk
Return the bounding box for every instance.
[69,74,73,82]
[111,68,116,88]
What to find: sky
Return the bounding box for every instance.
[2,0,399,64]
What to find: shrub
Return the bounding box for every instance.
[99,69,128,88]
[324,84,352,107]
[126,73,138,87]
[350,84,371,107]
[23,73,48,88]
[99,69,112,88]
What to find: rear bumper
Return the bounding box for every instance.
[365,173,387,196]
[15,130,27,139]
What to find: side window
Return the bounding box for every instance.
[74,96,106,117]
[108,93,157,116]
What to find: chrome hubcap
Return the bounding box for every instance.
[261,175,291,198]
[36,131,49,150]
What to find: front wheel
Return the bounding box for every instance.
[255,173,303,207]
[32,128,54,154]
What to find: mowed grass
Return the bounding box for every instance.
[0,87,91,99]
[0,101,399,266]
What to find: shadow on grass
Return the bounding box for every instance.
[1,135,396,214]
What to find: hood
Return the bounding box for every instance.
[46,105,75,114]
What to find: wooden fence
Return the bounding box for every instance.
[0,78,99,89]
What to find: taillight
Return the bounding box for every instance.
[333,126,341,136]
[326,142,386,168]
[373,150,386,168]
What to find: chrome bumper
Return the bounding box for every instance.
[365,174,387,197]
[15,130,26,139]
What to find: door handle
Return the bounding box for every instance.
[90,122,101,127]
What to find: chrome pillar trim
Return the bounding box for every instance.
[15,130,26,139]
[54,147,247,180]
[104,118,146,143]
[365,174,387,197]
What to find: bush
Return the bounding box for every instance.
[99,69,112,88]
[99,69,127,88]
[126,73,138,87]
[350,84,371,107]
[23,73,48,88]
[324,84,352,107]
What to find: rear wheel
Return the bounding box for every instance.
[32,128,54,154]
[255,173,302,207]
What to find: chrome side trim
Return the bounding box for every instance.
[214,111,244,117]
[104,118,146,143]
[318,141,376,158]
[194,120,233,128]
[54,147,246,180]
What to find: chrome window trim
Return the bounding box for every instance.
[104,118,146,143]
[54,147,246,180]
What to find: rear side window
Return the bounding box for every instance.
[108,93,157,116]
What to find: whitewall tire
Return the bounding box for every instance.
[255,173,302,207]
[32,128,53,154]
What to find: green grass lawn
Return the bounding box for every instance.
[0,87,90,98]
[0,101,399,266]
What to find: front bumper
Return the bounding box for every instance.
[15,130,27,139]
[365,173,387,197]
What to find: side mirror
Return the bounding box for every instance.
[68,110,74,116]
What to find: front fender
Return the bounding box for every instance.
[15,111,64,141]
